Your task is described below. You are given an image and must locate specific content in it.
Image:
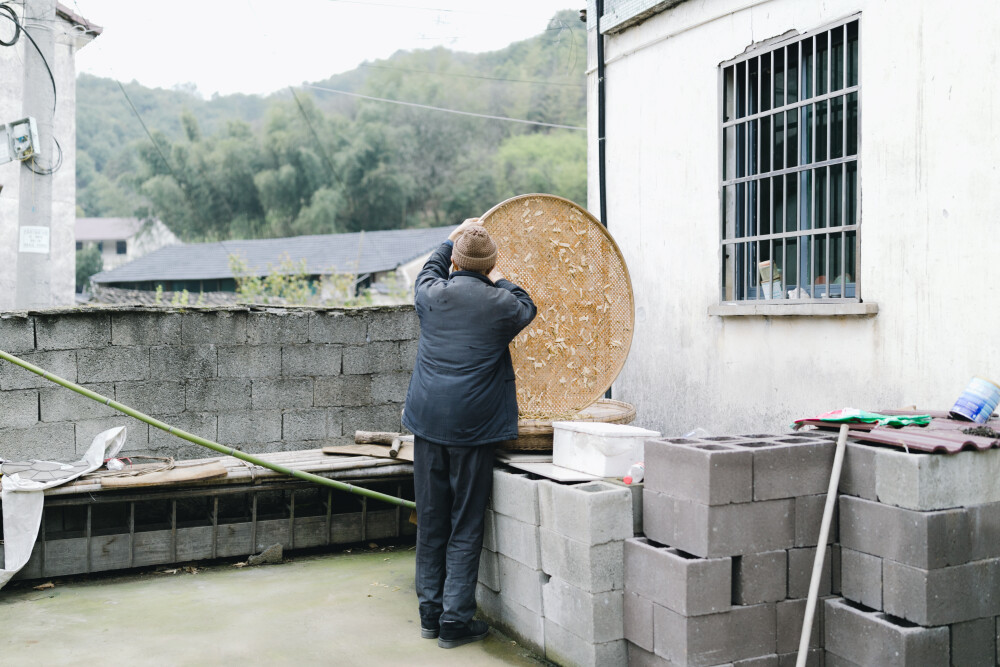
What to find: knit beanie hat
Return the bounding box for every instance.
[453,226,498,273]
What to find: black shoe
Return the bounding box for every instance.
[437,619,489,649]
[420,624,439,639]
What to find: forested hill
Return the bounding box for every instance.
[76,10,587,242]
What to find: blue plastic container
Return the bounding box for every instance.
[950,376,1000,423]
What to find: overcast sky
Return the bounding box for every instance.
[70,0,583,97]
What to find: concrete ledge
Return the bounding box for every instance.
[708,302,879,317]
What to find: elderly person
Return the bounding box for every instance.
[403,218,537,648]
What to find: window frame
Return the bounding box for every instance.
[717,15,862,307]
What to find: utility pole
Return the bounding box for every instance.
[15,0,57,309]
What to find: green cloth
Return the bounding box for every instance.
[795,408,932,428]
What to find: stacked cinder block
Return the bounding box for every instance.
[828,442,1000,666]
[629,432,838,666]
[477,468,633,666]
[0,307,419,461]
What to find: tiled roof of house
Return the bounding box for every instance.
[92,226,457,284]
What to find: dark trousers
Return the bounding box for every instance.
[413,435,495,626]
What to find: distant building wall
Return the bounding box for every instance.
[0,306,419,461]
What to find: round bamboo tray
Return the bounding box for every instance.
[503,398,636,451]
[480,194,635,419]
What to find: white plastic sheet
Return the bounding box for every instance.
[0,427,126,589]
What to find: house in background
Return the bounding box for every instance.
[89,225,456,305]
[586,0,1000,435]
[75,217,180,271]
[0,2,100,310]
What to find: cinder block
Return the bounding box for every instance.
[493,512,542,569]
[308,311,367,345]
[77,346,149,383]
[0,315,35,353]
[478,548,501,592]
[326,408,344,438]
[644,438,753,505]
[74,416,149,453]
[841,441,878,500]
[795,494,838,547]
[181,311,247,345]
[787,546,832,599]
[185,378,251,411]
[247,311,309,344]
[498,553,546,613]
[0,389,39,428]
[606,479,643,535]
[543,576,624,643]
[148,412,217,449]
[733,655,778,667]
[624,592,654,651]
[368,308,419,342]
[824,597,949,667]
[882,556,1000,626]
[483,508,497,551]
[950,617,996,667]
[775,598,823,654]
[643,489,795,557]
[627,642,683,666]
[281,409,328,441]
[111,312,182,346]
[751,438,835,501]
[653,603,776,666]
[476,583,544,655]
[0,349,76,390]
[539,480,632,545]
[114,381,185,415]
[839,495,970,569]
[40,383,116,421]
[339,404,401,438]
[824,653,863,667]
[218,410,282,445]
[36,313,110,350]
[966,502,1000,562]
[840,548,883,610]
[493,469,540,524]
[343,341,401,374]
[777,649,822,667]
[149,346,217,380]
[371,372,410,404]
[543,618,627,667]
[540,527,623,593]
[281,344,341,377]
[875,446,1000,511]
[733,550,787,605]
[315,375,372,407]
[625,537,731,616]
[218,345,281,378]
[251,378,314,409]
[0,423,76,460]
[399,339,419,369]
[831,544,842,595]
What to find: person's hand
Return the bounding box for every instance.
[488,265,505,282]
[449,217,482,242]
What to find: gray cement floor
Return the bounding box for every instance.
[0,545,548,666]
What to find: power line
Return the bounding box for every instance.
[288,86,344,187]
[116,80,185,186]
[358,62,583,88]
[302,84,585,131]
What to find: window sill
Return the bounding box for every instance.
[708,301,878,317]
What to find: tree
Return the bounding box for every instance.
[76,245,103,293]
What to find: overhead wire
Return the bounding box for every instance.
[302,83,585,131]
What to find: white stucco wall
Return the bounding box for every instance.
[590,0,1000,435]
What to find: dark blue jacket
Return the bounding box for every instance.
[403,241,537,446]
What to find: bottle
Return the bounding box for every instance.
[623,462,644,485]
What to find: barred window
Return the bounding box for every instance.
[720,17,859,302]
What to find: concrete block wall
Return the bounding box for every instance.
[477,469,633,666]
[0,306,419,461]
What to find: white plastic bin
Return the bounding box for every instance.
[551,421,661,477]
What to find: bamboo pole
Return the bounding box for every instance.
[0,349,416,510]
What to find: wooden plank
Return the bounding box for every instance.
[132,529,174,567]
[366,510,399,541]
[177,526,215,561]
[100,461,228,489]
[216,523,252,558]
[293,516,329,548]
[323,444,415,462]
[255,519,291,552]
[89,533,131,573]
[330,512,364,544]
[42,537,88,577]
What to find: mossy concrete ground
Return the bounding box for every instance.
[0,546,548,666]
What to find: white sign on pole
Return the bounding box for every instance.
[19,226,50,254]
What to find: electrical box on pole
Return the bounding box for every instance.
[0,117,40,165]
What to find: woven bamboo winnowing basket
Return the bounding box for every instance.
[480,194,636,451]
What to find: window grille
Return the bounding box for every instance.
[720,17,859,302]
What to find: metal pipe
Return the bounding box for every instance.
[0,349,416,510]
